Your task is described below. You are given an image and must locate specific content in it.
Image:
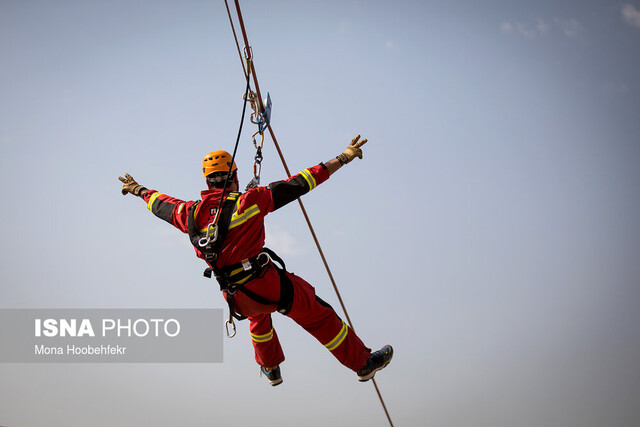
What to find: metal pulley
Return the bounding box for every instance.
[254,92,271,133]
[245,91,272,133]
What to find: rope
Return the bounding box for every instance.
[223,0,247,78]
[225,2,394,426]
[207,56,251,230]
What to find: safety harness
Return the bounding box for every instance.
[187,192,293,337]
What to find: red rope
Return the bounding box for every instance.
[225,2,394,425]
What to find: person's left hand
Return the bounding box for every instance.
[337,134,368,164]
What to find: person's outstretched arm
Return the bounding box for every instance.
[265,135,368,212]
[118,173,194,233]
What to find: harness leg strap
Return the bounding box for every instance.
[225,265,293,319]
[226,292,247,321]
[220,248,293,325]
[276,269,294,315]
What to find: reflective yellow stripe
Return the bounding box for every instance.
[177,203,185,215]
[324,321,348,351]
[227,266,245,277]
[147,192,162,211]
[229,204,260,229]
[234,274,255,285]
[251,328,274,343]
[225,262,255,284]
[196,194,240,233]
[299,168,317,190]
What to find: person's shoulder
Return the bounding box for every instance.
[242,186,269,197]
[239,186,270,206]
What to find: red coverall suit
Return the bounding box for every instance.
[141,163,371,371]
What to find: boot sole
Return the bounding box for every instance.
[268,378,283,386]
[357,346,393,382]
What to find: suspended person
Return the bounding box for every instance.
[118,135,392,386]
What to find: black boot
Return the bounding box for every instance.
[260,365,283,386]
[357,345,393,382]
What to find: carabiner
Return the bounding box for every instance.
[243,45,253,61]
[225,318,237,338]
[252,130,264,150]
[257,251,272,268]
[253,160,262,179]
[245,176,260,191]
[198,223,218,247]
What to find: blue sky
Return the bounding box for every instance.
[1,1,639,426]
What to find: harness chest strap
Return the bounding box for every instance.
[187,194,293,320]
[187,192,240,275]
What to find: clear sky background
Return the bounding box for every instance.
[1,1,639,426]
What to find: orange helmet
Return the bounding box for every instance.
[202,150,237,177]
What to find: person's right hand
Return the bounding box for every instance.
[118,173,147,196]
